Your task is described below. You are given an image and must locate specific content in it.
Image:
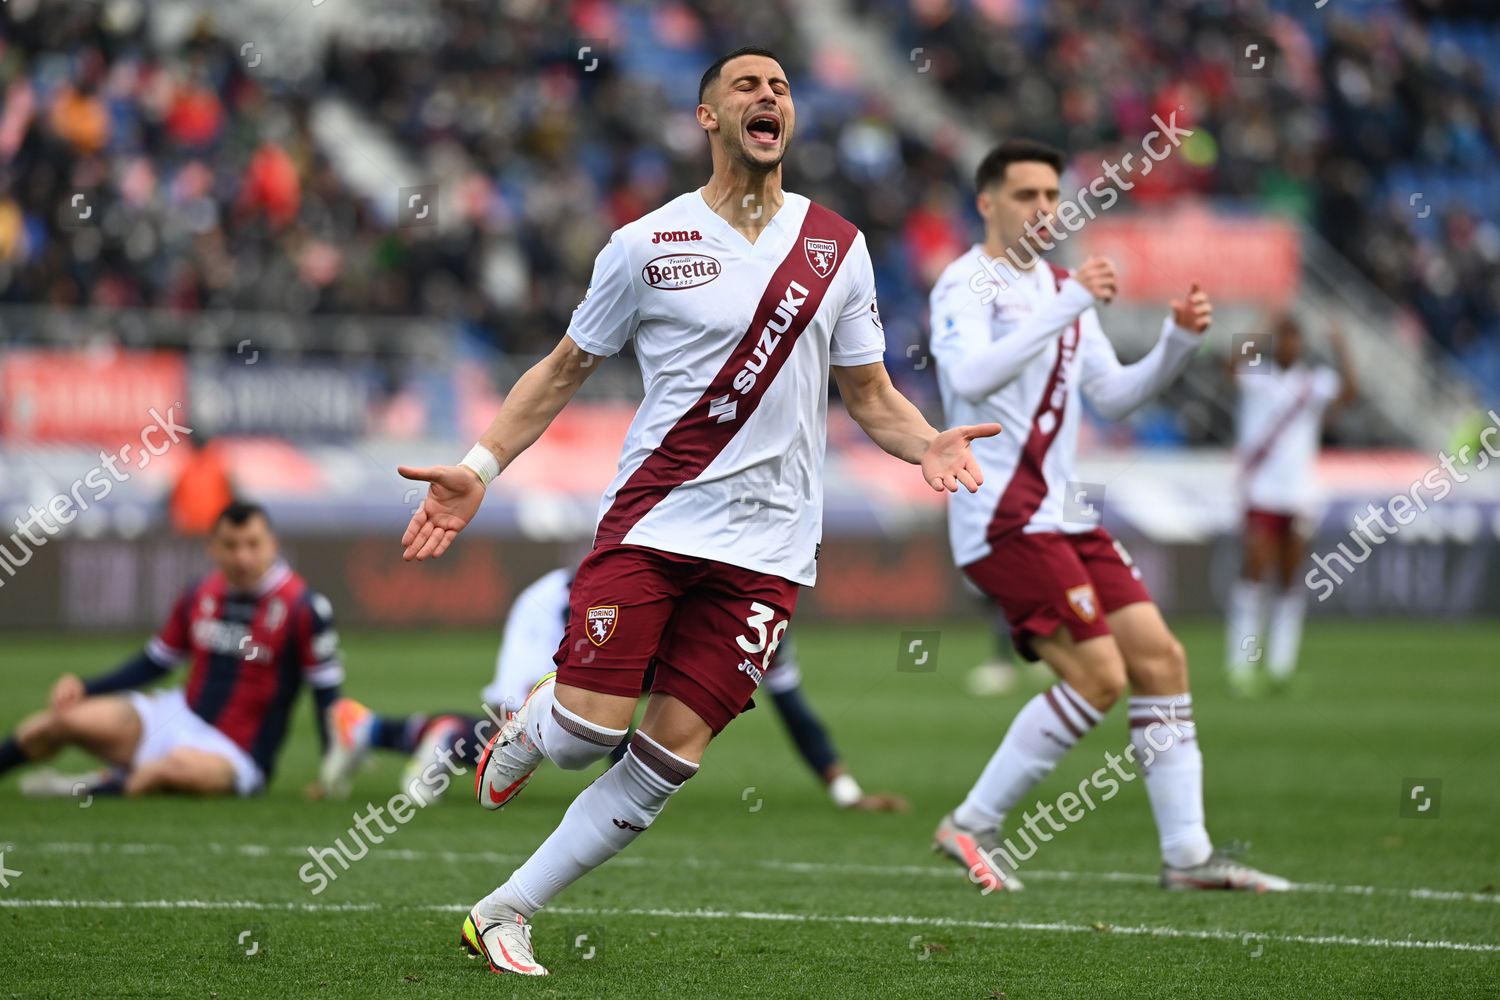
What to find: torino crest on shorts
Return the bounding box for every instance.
[586,605,619,646]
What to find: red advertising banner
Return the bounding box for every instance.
[1,350,187,445]
[1081,212,1300,306]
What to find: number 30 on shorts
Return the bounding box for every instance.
[735,601,789,672]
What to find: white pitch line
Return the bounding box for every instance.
[1,897,1496,954]
[20,840,1500,906]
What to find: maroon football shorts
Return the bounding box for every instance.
[1245,507,1298,542]
[963,528,1152,661]
[553,543,799,734]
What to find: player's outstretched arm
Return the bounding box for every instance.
[1327,321,1361,409]
[935,256,1115,403]
[399,336,602,561]
[832,362,999,493]
[55,650,176,709]
[1080,282,1210,420]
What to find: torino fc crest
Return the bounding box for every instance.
[586,605,619,646]
[1066,585,1098,623]
[804,238,838,278]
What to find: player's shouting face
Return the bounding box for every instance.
[697,53,794,172]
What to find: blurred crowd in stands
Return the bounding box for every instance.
[1,0,1497,399]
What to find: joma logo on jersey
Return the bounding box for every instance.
[642,253,721,290]
[736,658,765,686]
[585,605,619,646]
[650,229,702,244]
[730,280,809,396]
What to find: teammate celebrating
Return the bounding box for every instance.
[0,502,345,798]
[323,567,907,811]
[927,139,1287,893]
[1225,315,1357,694]
[397,47,994,976]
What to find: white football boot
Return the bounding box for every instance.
[475,672,553,811]
[1161,847,1291,892]
[461,904,548,976]
[933,811,1025,892]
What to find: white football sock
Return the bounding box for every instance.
[1225,579,1267,674]
[1266,589,1306,680]
[480,731,697,918]
[953,682,1103,832]
[1128,694,1212,868]
[528,683,627,771]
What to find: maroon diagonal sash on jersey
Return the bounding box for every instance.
[594,202,858,546]
[1240,376,1317,481]
[985,262,1081,542]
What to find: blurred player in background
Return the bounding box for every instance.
[1225,316,1358,694]
[395,47,993,976]
[927,139,1287,893]
[0,502,344,798]
[168,433,236,536]
[322,566,907,811]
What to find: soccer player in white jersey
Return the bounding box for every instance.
[396,47,996,975]
[1225,315,1357,693]
[926,138,1288,894]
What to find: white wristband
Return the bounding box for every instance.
[459,444,501,488]
[828,773,863,808]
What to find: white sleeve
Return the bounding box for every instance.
[1313,366,1341,403]
[483,576,570,715]
[1079,313,1201,420]
[829,234,886,366]
[565,235,638,357]
[930,276,1096,402]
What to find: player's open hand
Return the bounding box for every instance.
[922,423,1001,493]
[49,673,84,713]
[1171,282,1212,334]
[1075,255,1118,303]
[397,464,487,561]
[848,791,911,813]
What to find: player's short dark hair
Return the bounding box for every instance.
[699,46,781,103]
[974,139,1066,192]
[215,500,271,532]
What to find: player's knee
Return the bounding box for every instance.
[1134,636,1188,692]
[1067,650,1127,710]
[1088,663,1128,709]
[51,704,94,741]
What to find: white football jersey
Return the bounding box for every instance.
[567,189,884,586]
[929,245,1194,567]
[1235,362,1340,513]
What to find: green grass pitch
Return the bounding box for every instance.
[1,620,1497,998]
